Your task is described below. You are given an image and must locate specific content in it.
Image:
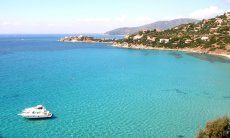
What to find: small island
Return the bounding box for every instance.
[59,35,115,43]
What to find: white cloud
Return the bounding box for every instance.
[162,6,227,20]
[134,16,153,25]
[114,15,127,23]
[72,15,154,28]
[0,21,21,26]
[223,0,230,3]
[1,6,227,34]
[160,15,185,21]
[189,6,224,19]
[75,17,111,24]
[2,21,10,26]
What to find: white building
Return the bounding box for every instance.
[210,28,218,33]
[159,39,169,44]
[78,35,83,38]
[215,18,223,25]
[125,35,130,39]
[185,39,192,44]
[133,34,143,40]
[147,36,156,42]
[201,36,209,41]
[225,12,230,19]
[174,27,179,30]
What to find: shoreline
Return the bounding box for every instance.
[58,38,230,59]
[112,43,230,59]
[58,35,114,44]
[59,40,113,44]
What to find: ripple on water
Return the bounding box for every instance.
[223,96,230,99]
[0,50,13,56]
[169,52,183,59]
[0,94,22,101]
[161,88,187,95]
[1,35,230,137]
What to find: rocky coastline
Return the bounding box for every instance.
[112,42,230,59]
[59,35,230,59]
[59,35,114,43]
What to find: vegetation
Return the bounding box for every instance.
[115,13,230,53]
[196,116,230,138]
[59,36,115,43]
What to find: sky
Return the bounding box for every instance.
[0,0,229,34]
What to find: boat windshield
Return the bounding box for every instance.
[37,107,43,109]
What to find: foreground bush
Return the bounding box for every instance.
[197,116,230,138]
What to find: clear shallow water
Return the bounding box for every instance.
[0,35,230,138]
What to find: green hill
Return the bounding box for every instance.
[115,13,230,55]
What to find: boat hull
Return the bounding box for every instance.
[18,114,52,119]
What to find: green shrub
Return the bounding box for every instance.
[209,47,216,51]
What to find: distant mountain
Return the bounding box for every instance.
[105,18,199,35]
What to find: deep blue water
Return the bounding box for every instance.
[0,34,230,138]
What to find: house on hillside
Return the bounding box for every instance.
[156,29,162,32]
[78,35,83,38]
[172,42,178,45]
[210,28,218,33]
[133,34,143,40]
[195,26,202,31]
[225,12,230,19]
[201,36,209,41]
[159,39,169,44]
[185,39,192,44]
[182,28,187,32]
[125,35,130,39]
[215,18,223,25]
[202,19,209,24]
[147,36,156,42]
[142,30,148,33]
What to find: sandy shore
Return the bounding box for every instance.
[112,43,230,59]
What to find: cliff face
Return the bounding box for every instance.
[115,13,230,55]
[105,18,199,35]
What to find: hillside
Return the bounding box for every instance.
[114,13,230,57]
[105,18,199,35]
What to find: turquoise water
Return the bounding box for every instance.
[0,35,230,138]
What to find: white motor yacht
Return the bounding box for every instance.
[18,105,52,119]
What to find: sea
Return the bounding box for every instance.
[0,34,230,138]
